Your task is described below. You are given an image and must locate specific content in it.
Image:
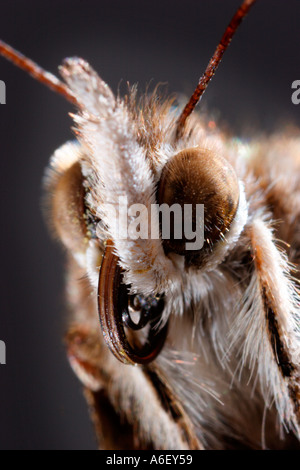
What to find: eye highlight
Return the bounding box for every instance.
[157,147,240,266]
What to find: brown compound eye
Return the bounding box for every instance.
[49,159,100,254]
[157,147,240,267]
[51,161,88,253]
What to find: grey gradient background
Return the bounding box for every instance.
[0,0,300,450]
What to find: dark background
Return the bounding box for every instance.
[0,0,299,450]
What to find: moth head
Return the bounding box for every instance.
[44,58,247,304]
[0,0,253,299]
[0,0,255,365]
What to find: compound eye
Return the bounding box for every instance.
[157,147,240,265]
[51,162,88,253]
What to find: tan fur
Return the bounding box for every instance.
[44,62,300,450]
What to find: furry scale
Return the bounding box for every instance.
[46,59,300,449]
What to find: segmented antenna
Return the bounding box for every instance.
[175,0,257,139]
[0,40,77,105]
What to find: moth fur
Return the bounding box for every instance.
[43,57,300,450]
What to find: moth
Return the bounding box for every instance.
[1,0,300,449]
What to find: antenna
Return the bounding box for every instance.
[175,0,257,139]
[0,40,77,105]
